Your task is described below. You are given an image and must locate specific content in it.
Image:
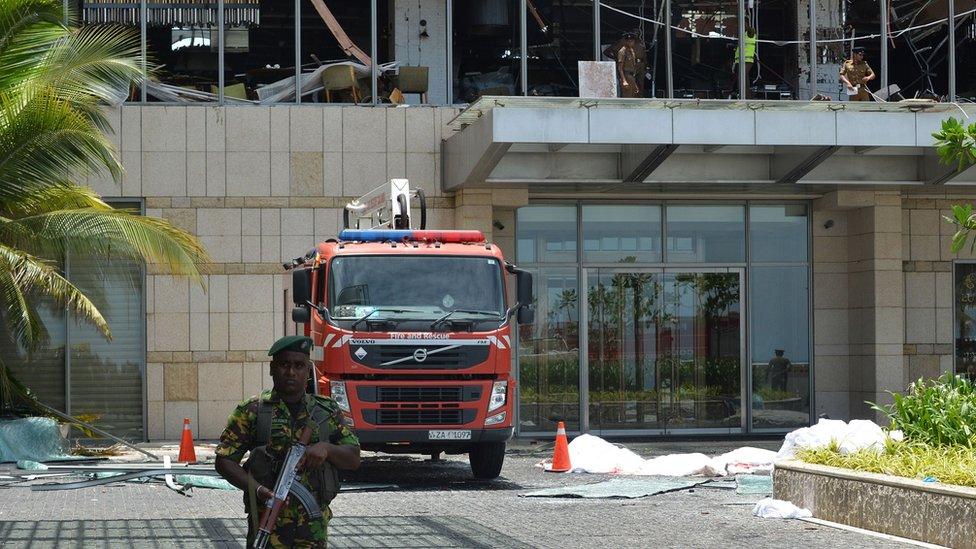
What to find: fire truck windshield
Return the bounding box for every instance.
[328,255,505,323]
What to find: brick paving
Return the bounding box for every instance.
[0,440,906,548]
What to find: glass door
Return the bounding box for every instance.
[586,269,665,433]
[586,268,743,434]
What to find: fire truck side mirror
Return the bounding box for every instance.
[516,270,534,324]
[292,269,312,305]
[292,306,311,324]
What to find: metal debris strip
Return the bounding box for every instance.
[520,477,708,499]
[28,400,159,461]
[30,468,222,491]
[340,482,399,492]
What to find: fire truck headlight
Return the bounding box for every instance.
[485,411,506,426]
[487,381,507,413]
[330,381,350,412]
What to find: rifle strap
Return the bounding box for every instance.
[247,478,260,536]
[255,400,274,446]
[255,396,331,446]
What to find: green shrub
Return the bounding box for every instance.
[871,373,976,447]
[798,441,976,488]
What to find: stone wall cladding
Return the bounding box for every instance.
[774,460,976,548]
[902,197,973,386]
[812,192,976,422]
[100,105,460,439]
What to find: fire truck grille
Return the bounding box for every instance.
[357,386,483,403]
[350,344,490,370]
[362,409,476,425]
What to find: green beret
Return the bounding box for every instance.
[268,335,313,357]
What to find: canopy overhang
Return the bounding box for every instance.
[441,97,976,194]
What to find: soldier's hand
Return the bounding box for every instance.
[303,442,330,469]
[257,485,274,502]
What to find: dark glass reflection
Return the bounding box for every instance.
[666,205,745,263]
[518,269,581,432]
[453,0,521,103]
[525,1,592,97]
[750,266,810,429]
[582,205,662,264]
[516,205,577,264]
[955,263,976,379]
[587,270,741,432]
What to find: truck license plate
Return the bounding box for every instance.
[428,430,471,440]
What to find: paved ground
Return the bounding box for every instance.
[0,439,909,548]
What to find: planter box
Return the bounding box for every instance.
[774,460,976,549]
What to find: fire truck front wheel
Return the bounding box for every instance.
[469,441,506,479]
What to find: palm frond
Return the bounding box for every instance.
[0,91,121,200]
[2,181,110,217]
[4,207,209,282]
[40,24,142,106]
[0,243,109,347]
[0,249,47,350]
[0,0,66,94]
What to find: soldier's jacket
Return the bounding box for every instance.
[217,389,359,548]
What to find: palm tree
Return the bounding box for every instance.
[0,0,210,412]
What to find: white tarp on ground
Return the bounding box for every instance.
[752,498,813,519]
[545,419,899,476]
[550,434,776,476]
[775,419,903,460]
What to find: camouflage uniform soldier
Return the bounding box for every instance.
[216,335,361,548]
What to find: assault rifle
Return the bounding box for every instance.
[252,424,321,549]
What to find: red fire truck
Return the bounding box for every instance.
[286,180,533,479]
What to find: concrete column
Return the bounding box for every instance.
[393,0,448,104]
[847,193,905,418]
[812,201,850,420]
[813,190,905,421]
[453,187,529,243]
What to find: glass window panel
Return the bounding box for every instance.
[587,270,741,432]
[750,266,810,429]
[223,0,296,104]
[141,0,220,102]
[301,0,374,104]
[518,268,580,432]
[955,263,976,379]
[666,205,744,263]
[582,205,661,264]
[453,0,521,103]
[68,254,145,441]
[749,204,808,263]
[525,1,592,97]
[517,205,577,263]
[0,300,66,412]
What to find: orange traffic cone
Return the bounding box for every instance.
[548,421,572,473]
[177,417,197,463]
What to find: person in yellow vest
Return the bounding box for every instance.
[732,23,757,98]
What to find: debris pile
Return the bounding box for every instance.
[540,419,898,477]
[541,433,776,477]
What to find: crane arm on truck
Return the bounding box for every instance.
[343,179,427,231]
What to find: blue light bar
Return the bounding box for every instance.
[340,229,413,242]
